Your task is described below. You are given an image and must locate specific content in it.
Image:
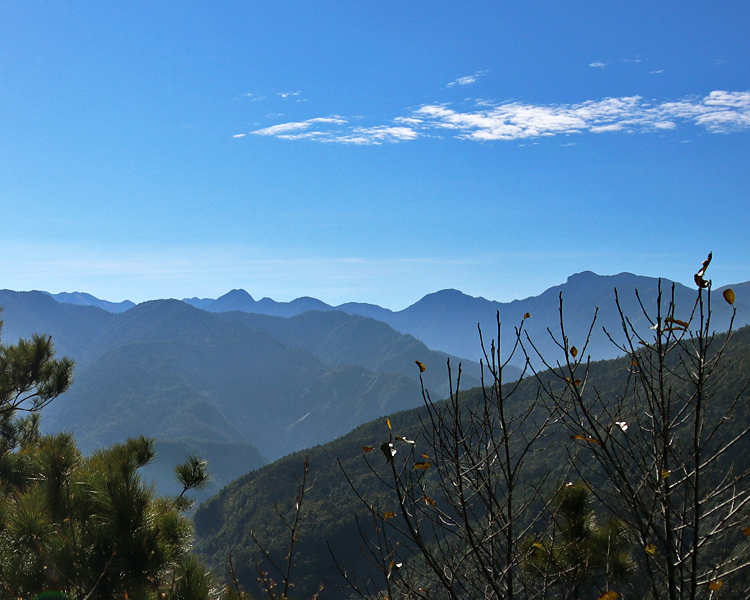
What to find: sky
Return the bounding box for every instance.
[1,1,749,309]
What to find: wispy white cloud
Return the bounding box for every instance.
[238,91,750,144]
[650,70,664,74]
[251,116,348,138]
[330,126,419,145]
[278,91,302,99]
[243,93,266,101]
[411,91,750,141]
[447,70,488,87]
[250,117,418,145]
[589,61,607,69]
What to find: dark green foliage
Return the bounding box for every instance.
[0,309,213,599]
[524,483,634,598]
[0,431,213,599]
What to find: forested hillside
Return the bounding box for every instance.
[195,306,750,598]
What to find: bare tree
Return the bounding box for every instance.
[338,316,563,600]
[525,254,750,599]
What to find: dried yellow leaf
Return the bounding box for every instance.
[414,360,426,373]
[665,317,690,328]
[708,580,723,591]
[570,346,578,358]
[386,418,392,430]
[660,469,671,479]
[413,461,432,470]
[383,511,396,520]
[361,445,374,453]
[723,288,736,305]
[598,592,620,600]
[524,312,531,319]
[532,542,545,550]
[421,495,436,506]
[571,434,599,445]
[742,526,750,536]
[645,544,657,555]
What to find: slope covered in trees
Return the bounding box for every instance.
[194,285,750,599]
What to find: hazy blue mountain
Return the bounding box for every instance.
[339,273,748,367]
[214,310,488,397]
[1,292,470,496]
[44,291,135,313]
[32,299,435,461]
[174,272,750,369]
[0,290,117,359]
[182,297,216,310]
[197,289,332,317]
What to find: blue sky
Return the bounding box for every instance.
[1,2,749,308]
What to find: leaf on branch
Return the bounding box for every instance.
[421,495,436,506]
[571,434,599,445]
[414,360,426,373]
[708,580,723,591]
[413,461,432,470]
[598,592,620,600]
[660,469,671,479]
[723,288,736,305]
[361,445,374,453]
[383,511,396,520]
[532,541,545,550]
[380,442,396,463]
[395,435,416,445]
[386,418,392,430]
[570,346,578,358]
[742,526,750,536]
[665,317,690,328]
[645,544,657,555]
[524,312,531,319]
[694,252,712,288]
[630,359,638,366]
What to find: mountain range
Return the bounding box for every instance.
[4,271,747,499]
[0,290,478,499]
[44,271,750,368]
[183,272,749,367]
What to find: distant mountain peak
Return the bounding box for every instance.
[221,289,255,302]
[565,270,599,283]
[43,291,135,313]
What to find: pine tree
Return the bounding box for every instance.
[0,310,213,599]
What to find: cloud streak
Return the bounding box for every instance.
[239,91,750,144]
[447,70,488,87]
